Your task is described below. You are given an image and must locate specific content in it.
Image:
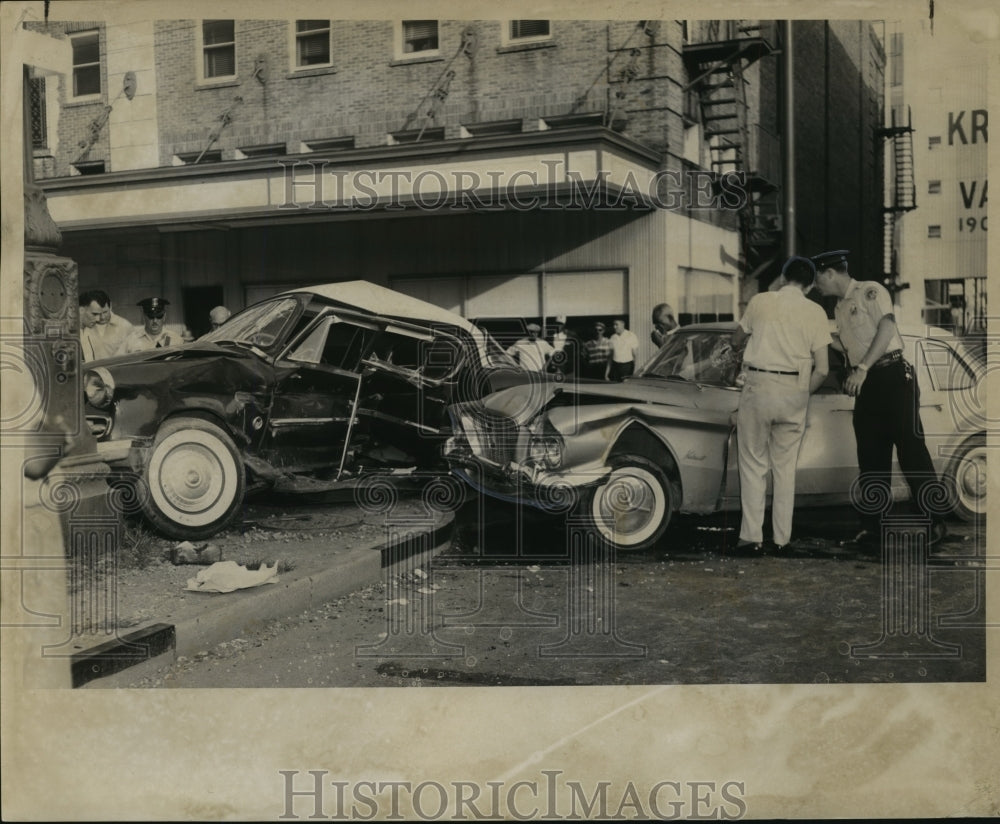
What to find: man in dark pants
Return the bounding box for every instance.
[812,250,947,548]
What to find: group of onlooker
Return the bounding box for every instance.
[78,291,231,362]
[504,315,646,382]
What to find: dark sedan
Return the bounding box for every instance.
[83,282,520,539]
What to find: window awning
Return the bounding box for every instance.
[41,127,668,232]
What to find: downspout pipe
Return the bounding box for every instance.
[783,20,796,257]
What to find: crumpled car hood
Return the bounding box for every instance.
[476,376,733,426]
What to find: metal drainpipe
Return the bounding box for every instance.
[783,20,796,257]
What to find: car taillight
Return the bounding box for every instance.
[84,367,115,409]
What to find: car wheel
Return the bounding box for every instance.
[945,434,986,522]
[141,417,246,540]
[584,454,674,551]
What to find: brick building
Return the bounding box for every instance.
[27,17,884,356]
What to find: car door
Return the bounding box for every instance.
[906,334,980,474]
[259,316,377,473]
[720,343,857,508]
[792,344,858,502]
[355,325,464,466]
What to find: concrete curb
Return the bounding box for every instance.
[78,513,455,687]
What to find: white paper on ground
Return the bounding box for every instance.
[185,561,280,593]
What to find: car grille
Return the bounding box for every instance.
[467,412,519,465]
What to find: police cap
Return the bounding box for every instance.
[138,297,170,318]
[810,250,850,271]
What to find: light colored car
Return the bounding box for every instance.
[445,322,986,551]
[83,281,521,539]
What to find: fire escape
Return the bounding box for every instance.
[879,106,917,303]
[682,21,779,281]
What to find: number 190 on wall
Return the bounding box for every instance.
[958,216,988,232]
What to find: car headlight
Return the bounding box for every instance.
[528,433,563,470]
[84,367,115,409]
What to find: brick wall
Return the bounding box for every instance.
[152,19,687,164]
[792,20,884,271]
[27,21,111,177]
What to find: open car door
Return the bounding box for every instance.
[354,324,465,468]
[259,315,378,476]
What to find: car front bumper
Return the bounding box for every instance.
[445,433,611,509]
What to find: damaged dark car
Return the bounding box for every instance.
[83,282,521,539]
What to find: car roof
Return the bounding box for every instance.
[284,281,477,335]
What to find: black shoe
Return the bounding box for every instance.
[731,540,763,556]
[765,539,791,554]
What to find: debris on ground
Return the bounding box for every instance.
[185,560,279,593]
[170,541,222,565]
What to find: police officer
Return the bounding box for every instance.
[116,297,179,354]
[812,250,947,547]
[731,257,831,552]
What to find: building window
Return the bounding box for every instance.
[390,127,445,144]
[295,20,331,67]
[202,20,236,80]
[238,143,287,158]
[506,20,551,43]
[928,225,942,238]
[399,20,439,56]
[73,161,106,175]
[928,180,942,194]
[461,119,522,138]
[70,31,101,98]
[29,76,47,147]
[304,136,356,152]
[175,150,222,165]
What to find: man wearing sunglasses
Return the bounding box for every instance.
[116,297,179,354]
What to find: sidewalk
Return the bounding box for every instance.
[75,493,455,688]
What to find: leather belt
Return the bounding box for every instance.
[747,365,798,376]
[869,350,903,369]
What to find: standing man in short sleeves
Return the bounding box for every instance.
[812,250,948,548]
[731,256,831,552]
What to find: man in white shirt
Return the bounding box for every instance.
[607,318,639,381]
[730,256,831,553]
[506,323,554,372]
[79,290,134,361]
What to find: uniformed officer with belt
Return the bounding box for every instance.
[116,297,179,354]
[731,256,831,552]
[812,250,947,547]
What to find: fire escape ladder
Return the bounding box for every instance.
[878,106,917,299]
[699,55,747,176]
[683,22,780,273]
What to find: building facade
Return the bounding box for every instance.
[27,17,884,358]
[884,18,988,334]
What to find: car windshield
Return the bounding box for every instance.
[199,297,301,352]
[481,331,518,368]
[639,329,742,386]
